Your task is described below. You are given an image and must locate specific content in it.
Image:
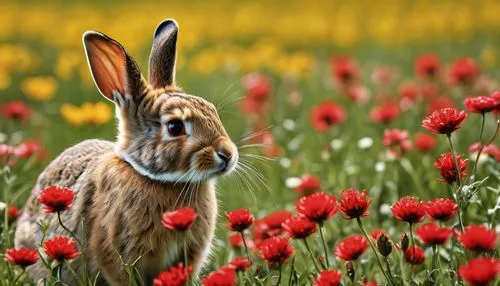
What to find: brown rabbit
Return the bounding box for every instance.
[14,19,238,285]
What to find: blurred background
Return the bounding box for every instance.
[1,0,500,271]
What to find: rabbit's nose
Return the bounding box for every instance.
[216,151,230,166]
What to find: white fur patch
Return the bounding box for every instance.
[119,151,217,183]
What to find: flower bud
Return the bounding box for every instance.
[377,233,393,257]
[400,232,409,252]
[345,261,355,281]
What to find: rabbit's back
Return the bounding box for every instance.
[15,139,114,249]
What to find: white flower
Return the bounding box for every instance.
[330,139,344,151]
[346,164,359,175]
[288,136,302,151]
[286,177,301,188]
[283,119,296,131]
[280,157,291,168]
[321,151,330,161]
[380,204,392,215]
[0,201,7,211]
[375,162,386,172]
[357,137,373,149]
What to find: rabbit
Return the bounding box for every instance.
[14,19,238,285]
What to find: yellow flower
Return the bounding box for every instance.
[60,104,87,126]
[60,102,113,126]
[0,69,11,90]
[21,76,58,101]
[90,102,113,126]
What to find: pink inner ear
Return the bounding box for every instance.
[85,36,126,100]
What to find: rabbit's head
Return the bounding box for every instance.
[83,20,238,183]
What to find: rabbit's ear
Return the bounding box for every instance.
[83,31,144,102]
[148,19,178,89]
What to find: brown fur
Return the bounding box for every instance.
[14,19,236,285]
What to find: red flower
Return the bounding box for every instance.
[0,100,31,123]
[335,235,368,261]
[426,198,457,221]
[162,207,197,231]
[253,211,292,241]
[258,236,294,266]
[434,152,468,184]
[457,225,497,252]
[330,55,359,85]
[339,189,371,219]
[4,248,38,269]
[344,85,369,104]
[415,222,453,245]
[38,186,75,213]
[228,257,251,272]
[464,96,497,114]
[296,192,339,223]
[449,57,479,86]
[153,263,192,286]
[399,82,420,102]
[314,269,342,286]
[483,144,500,162]
[458,257,500,286]
[383,128,413,157]
[295,175,321,195]
[282,215,317,239]
[0,144,15,160]
[391,196,426,224]
[242,73,271,102]
[14,139,45,160]
[7,205,21,222]
[370,102,400,124]
[372,65,396,86]
[226,208,254,232]
[202,268,236,286]
[404,246,425,265]
[43,236,80,261]
[415,54,441,78]
[311,101,346,132]
[414,133,436,152]
[240,97,266,115]
[491,90,500,114]
[422,108,468,135]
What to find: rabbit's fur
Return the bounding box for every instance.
[15,20,238,285]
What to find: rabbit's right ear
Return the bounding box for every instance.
[83,32,144,102]
[148,19,178,89]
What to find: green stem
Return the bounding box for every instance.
[431,245,438,285]
[276,263,282,286]
[446,134,462,187]
[303,238,320,272]
[318,222,330,268]
[386,258,395,280]
[409,223,416,278]
[471,114,486,178]
[66,260,85,286]
[57,264,62,283]
[287,256,295,286]
[356,218,392,285]
[13,269,25,283]
[240,231,250,260]
[57,212,81,245]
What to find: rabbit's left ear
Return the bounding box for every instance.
[148,19,178,89]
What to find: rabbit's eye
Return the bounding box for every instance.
[167,119,186,137]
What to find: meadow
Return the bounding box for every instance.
[0,0,499,285]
